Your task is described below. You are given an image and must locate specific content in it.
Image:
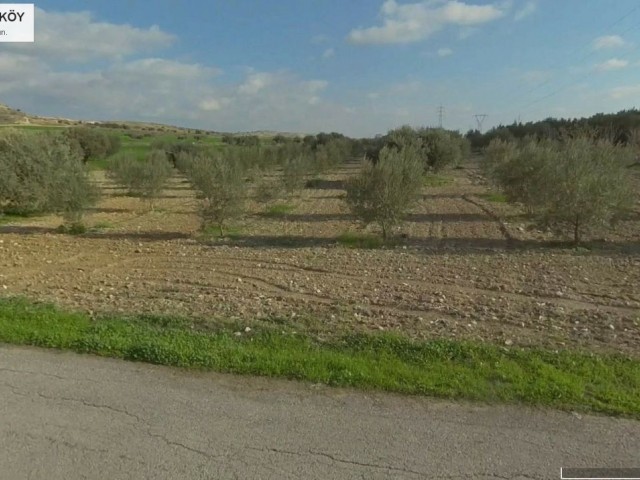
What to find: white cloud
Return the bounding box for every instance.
[514,1,536,21]
[595,58,629,71]
[593,35,626,50]
[7,8,174,62]
[348,0,506,45]
[238,72,276,95]
[199,98,229,112]
[305,80,329,93]
[610,84,640,99]
[437,47,453,57]
[322,48,335,59]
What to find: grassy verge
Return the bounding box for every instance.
[0,296,638,418]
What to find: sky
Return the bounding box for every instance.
[1,0,640,137]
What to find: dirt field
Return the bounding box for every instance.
[1,160,639,356]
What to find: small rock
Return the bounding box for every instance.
[244,326,251,333]
[504,339,513,346]
[608,324,615,330]
[234,332,242,337]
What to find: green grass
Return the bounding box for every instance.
[481,192,509,203]
[264,203,296,217]
[198,224,243,240]
[337,231,385,249]
[0,296,639,418]
[423,174,454,187]
[0,211,40,224]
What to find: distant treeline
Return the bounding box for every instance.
[465,109,640,149]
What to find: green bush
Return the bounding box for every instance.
[346,145,423,239]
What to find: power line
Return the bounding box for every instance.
[505,22,640,118]
[495,4,640,118]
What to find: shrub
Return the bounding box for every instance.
[346,145,423,239]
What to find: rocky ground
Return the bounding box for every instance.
[1,161,639,356]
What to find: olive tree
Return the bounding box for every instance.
[484,136,635,244]
[186,153,247,235]
[537,137,634,244]
[0,129,99,228]
[346,145,423,239]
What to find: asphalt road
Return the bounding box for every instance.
[1,346,638,480]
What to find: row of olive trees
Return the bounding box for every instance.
[106,150,173,210]
[484,135,635,244]
[64,126,121,163]
[0,129,99,230]
[356,126,470,173]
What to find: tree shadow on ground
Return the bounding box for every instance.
[205,235,337,249]
[304,179,346,190]
[262,212,489,223]
[0,225,191,242]
[258,213,352,222]
[82,231,192,241]
[405,213,488,222]
[1,225,637,256]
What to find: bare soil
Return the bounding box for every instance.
[1,161,639,356]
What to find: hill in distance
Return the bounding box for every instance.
[0,102,305,137]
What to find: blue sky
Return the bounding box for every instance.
[1,0,640,136]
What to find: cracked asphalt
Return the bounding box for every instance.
[1,346,638,479]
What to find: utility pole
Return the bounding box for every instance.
[474,114,488,133]
[437,106,445,129]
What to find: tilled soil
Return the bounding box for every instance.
[1,162,639,356]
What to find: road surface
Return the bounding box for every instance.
[1,345,638,479]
